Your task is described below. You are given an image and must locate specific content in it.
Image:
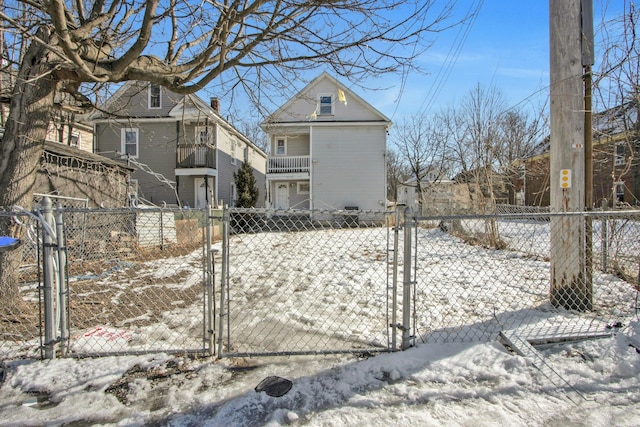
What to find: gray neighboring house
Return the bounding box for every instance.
[261,72,390,211]
[91,82,267,208]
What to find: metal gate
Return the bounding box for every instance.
[217,207,408,357]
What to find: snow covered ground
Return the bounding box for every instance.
[1,220,639,426]
[1,326,639,426]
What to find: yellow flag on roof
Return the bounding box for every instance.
[338,89,347,106]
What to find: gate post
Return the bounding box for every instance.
[54,203,69,357]
[402,206,413,350]
[391,207,400,350]
[41,197,56,359]
[217,207,229,357]
[205,204,215,356]
[600,199,608,273]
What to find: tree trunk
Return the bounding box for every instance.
[0,29,58,303]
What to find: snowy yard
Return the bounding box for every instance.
[1,218,639,426]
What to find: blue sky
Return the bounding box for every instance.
[207,1,628,128]
[361,0,627,122]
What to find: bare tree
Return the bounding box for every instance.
[594,2,639,206]
[391,114,449,211]
[0,0,466,300]
[385,148,408,203]
[495,108,546,204]
[444,84,507,211]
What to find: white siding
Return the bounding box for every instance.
[311,125,386,210]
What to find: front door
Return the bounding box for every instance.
[275,183,289,210]
[195,177,213,208]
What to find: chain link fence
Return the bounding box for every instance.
[412,210,639,345]
[1,202,214,360]
[218,208,395,357]
[2,203,638,362]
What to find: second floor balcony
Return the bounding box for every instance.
[268,155,310,174]
[176,144,216,169]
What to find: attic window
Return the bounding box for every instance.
[319,94,333,115]
[149,83,161,109]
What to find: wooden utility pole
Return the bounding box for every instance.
[549,0,592,310]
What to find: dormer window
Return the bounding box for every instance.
[319,94,333,115]
[149,83,161,109]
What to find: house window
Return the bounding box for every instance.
[615,144,626,166]
[149,83,161,109]
[68,132,80,147]
[244,145,249,163]
[297,182,310,194]
[615,182,625,203]
[121,128,139,158]
[319,94,333,115]
[231,140,237,164]
[196,126,213,145]
[275,137,287,156]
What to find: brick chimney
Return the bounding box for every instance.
[210,97,220,112]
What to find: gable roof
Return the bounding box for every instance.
[523,100,638,163]
[262,71,391,127]
[91,81,266,158]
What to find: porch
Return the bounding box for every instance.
[176,144,217,169]
[267,155,310,174]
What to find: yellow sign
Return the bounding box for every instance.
[560,169,571,189]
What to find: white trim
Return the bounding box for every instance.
[261,72,393,127]
[121,128,139,158]
[275,136,287,156]
[318,93,334,115]
[297,181,310,194]
[175,168,217,176]
[265,121,389,128]
[230,139,237,165]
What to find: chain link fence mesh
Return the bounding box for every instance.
[1,209,43,360]
[1,205,212,360]
[219,208,395,356]
[2,204,638,362]
[411,210,639,345]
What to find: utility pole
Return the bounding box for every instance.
[549,0,592,310]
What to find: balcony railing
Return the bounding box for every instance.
[176,144,216,169]
[268,155,310,173]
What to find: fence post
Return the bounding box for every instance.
[205,205,215,356]
[601,198,608,273]
[217,207,229,357]
[41,197,56,359]
[391,207,401,350]
[54,203,69,357]
[402,206,413,350]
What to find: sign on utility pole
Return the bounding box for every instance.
[549,0,593,310]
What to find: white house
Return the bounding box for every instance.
[261,72,391,212]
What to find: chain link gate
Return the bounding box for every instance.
[217,207,407,357]
[1,201,216,360]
